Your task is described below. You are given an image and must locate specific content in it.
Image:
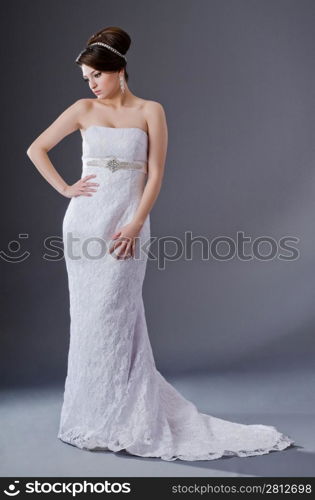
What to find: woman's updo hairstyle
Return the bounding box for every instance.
[75,26,131,82]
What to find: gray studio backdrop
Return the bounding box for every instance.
[1,0,315,389]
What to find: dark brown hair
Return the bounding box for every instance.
[75,26,131,82]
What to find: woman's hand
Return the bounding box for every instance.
[62,174,99,198]
[109,221,143,259]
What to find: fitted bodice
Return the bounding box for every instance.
[81,126,148,163]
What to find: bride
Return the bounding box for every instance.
[26,25,294,461]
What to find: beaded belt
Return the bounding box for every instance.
[82,156,148,174]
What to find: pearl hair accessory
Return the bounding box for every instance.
[88,42,127,61]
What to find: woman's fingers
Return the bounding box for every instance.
[78,176,99,196]
[117,241,133,259]
[109,240,120,254]
[123,241,133,259]
[110,240,129,259]
[83,174,97,181]
[109,237,134,259]
[83,182,99,188]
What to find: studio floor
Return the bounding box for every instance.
[1,368,314,477]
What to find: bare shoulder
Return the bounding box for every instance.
[143,100,167,133]
[143,99,166,116]
[73,98,93,116]
[26,98,94,152]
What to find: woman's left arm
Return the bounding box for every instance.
[132,100,168,227]
[109,101,168,258]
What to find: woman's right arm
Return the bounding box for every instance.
[26,99,98,198]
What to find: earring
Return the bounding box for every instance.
[119,75,125,94]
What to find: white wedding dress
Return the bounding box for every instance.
[58,126,294,461]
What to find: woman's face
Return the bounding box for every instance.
[81,64,121,98]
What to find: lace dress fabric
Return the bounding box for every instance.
[58,126,295,461]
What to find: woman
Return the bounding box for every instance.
[26,26,294,461]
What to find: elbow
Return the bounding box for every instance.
[26,144,44,158]
[26,145,34,157]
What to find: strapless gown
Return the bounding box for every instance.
[58,126,295,461]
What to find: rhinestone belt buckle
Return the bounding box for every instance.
[107,157,122,172]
